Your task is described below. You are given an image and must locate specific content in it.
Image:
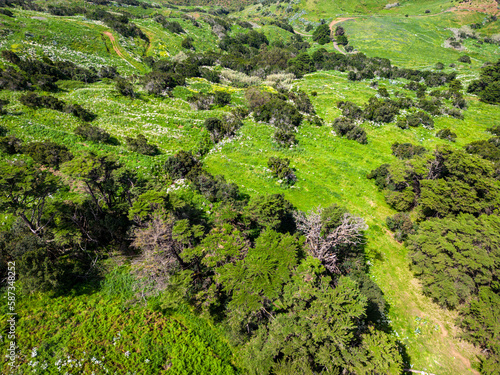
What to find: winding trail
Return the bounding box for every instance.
[328,17,355,54]
[102,31,135,68]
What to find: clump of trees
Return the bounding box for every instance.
[369,146,500,216]
[1,50,100,89]
[312,23,331,45]
[19,92,96,122]
[468,59,500,104]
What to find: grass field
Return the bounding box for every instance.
[1,2,500,373]
[0,267,237,374]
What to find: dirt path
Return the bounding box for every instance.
[328,17,356,55]
[435,320,480,375]
[102,31,135,68]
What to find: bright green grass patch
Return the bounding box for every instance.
[342,13,498,68]
[0,268,237,375]
[300,0,456,19]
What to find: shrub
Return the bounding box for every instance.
[436,128,457,142]
[385,188,415,211]
[203,117,240,143]
[0,99,8,115]
[125,134,159,156]
[391,143,427,159]
[312,24,331,45]
[458,55,471,64]
[488,125,500,136]
[188,93,215,110]
[23,141,73,169]
[254,98,303,128]
[164,151,201,180]
[193,173,240,202]
[332,117,368,144]
[386,213,415,242]
[0,135,23,154]
[398,111,434,129]
[465,140,500,162]
[378,87,390,98]
[214,90,231,107]
[273,127,296,148]
[115,78,136,98]
[64,103,96,122]
[267,157,296,186]
[336,34,348,46]
[363,97,400,123]
[198,68,218,84]
[74,124,111,143]
[181,36,194,50]
[143,71,185,96]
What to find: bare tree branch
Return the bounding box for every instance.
[294,207,367,273]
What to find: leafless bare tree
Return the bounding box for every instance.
[294,206,367,273]
[131,210,184,292]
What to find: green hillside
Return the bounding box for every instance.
[1,0,500,374]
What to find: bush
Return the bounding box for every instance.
[115,78,136,98]
[181,36,194,50]
[312,24,331,45]
[188,93,215,110]
[203,117,240,143]
[385,188,415,211]
[64,103,96,122]
[386,213,415,242]
[391,142,427,159]
[74,124,111,143]
[23,141,73,169]
[332,117,368,144]
[398,111,434,129]
[165,151,201,180]
[254,98,303,128]
[193,172,240,202]
[125,134,159,156]
[0,135,22,154]
[0,99,8,115]
[336,34,348,46]
[214,90,231,107]
[378,87,390,98]
[458,55,471,64]
[436,128,457,142]
[273,127,297,148]
[200,68,220,83]
[267,157,296,186]
[143,71,185,96]
[435,62,444,70]
[488,125,500,136]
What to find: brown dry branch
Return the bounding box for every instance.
[294,207,367,272]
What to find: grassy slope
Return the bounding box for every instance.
[1,1,500,373]
[0,268,237,374]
